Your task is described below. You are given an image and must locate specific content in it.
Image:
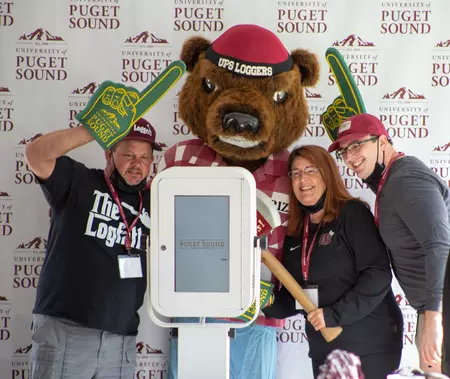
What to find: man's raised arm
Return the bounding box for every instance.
[24,126,94,181]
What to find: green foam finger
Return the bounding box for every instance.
[321,48,367,142]
[133,60,186,124]
[75,60,186,150]
[326,48,365,115]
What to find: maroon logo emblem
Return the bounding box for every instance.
[136,341,163,355]
[433,142,450,152]
[318,231,333,246]
[19,28,63,41]
[15,344,32,354]
[436,40,450,48]
[125,32,168,44]
[18,133,43,145]
[72,82,97,95]
[17,237,48,250]
[305,89,322,99]
[0,87,10,92]
[382,87,425,100]
[332,34,375,47]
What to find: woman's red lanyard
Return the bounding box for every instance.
[302,216,322,284]
[104,171,143,252]
[374,153,405,228]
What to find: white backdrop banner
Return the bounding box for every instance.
[1,0,450,378]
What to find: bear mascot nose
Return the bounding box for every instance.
[223,112,259,134]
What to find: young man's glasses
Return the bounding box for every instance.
[288,166,319,179]
[335,136,379,161]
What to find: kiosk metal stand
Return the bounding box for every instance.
[148,167,262,379]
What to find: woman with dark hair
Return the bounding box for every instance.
[263,145,403,379]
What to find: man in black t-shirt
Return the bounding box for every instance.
[25,118,162,379]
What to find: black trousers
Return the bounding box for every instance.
[312,350,402,379]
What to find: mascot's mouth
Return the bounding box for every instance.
[218,136,262,149]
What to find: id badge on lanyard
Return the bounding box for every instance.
[298,216,321,309]
[118,254,143,279]
[296,285,319,310]
[104,171,144,279]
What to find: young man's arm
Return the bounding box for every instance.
[25,126,94,180]
[393,171,450,368]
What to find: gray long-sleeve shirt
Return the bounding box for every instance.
[378,156,450,312]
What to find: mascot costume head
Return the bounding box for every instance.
[176,23,320,169]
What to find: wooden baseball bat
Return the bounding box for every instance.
[261,249,343,342]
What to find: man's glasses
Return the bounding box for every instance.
[288,166,319,179]
[335,136,379,161]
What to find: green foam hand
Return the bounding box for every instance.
[75,60,186,150]
[234,280,274,323]
[321,48,366,142]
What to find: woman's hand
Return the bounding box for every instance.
[307,308,326,331]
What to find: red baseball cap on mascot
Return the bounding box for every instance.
[328,113,389,153]
[123,118,162,151]
[205,24,293,77]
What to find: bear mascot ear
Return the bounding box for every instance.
[180,36,211,72]
[291,49,320,87]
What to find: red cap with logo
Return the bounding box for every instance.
[123,118,162,151]
[327,113,389,153]
[205,24,293,77]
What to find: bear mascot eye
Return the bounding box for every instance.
[273,91,287,104]
[202,78,216,93]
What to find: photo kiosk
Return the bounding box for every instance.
[148,166,262,379]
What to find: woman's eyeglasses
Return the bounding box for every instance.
[288,166,319,179]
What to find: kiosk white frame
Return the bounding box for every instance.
[148,166,262,379]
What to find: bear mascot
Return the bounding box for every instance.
[158,24,320,379]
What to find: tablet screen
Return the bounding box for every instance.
[174,195,230,293]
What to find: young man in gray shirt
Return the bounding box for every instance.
[328,113,450,374]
